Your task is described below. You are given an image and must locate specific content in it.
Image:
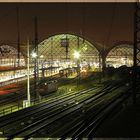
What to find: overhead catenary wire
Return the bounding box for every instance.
[17,7,20,67]
[64,1,69,64]
[0,6,29,50]
[105,3,117,48]
[100,2,117,75]
[65,0,69,33]
[81,2,86,43]
[0,8,14,23]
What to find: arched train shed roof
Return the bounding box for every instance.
[0,3,134,54]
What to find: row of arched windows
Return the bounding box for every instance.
[0,34,134,83]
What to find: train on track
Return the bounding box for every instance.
[59,67,79,77]
[38,80,58,95]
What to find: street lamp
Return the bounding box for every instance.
[24,42,40,108]
[31,52,37,58]
[31,52,45,100]
[73,50,81,88]
[74,50,80,59]
[23,39,31,108]
[31,51,39,100]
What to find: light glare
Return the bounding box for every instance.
[31,52,37,58]
[74,51,80,59]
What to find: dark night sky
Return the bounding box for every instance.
[0,3,134,51]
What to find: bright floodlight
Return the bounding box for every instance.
[74,51,80,59]
[31,52,37,58]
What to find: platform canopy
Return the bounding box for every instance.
[37,34,100,70]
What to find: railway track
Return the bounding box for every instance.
[0,74,60,107]
[0,87,98,126]
[58,87,131,138]
[0,83,126,139]
[0,86,101,138]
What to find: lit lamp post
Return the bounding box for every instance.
[24,42,39,108]
[74,50,80,88]
[32,53,44,77]
[23,39,31,108]
[31,51,39,100]
[31,52,44,100]
[31,52,37,58]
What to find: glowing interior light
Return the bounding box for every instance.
[74,51,80,59]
